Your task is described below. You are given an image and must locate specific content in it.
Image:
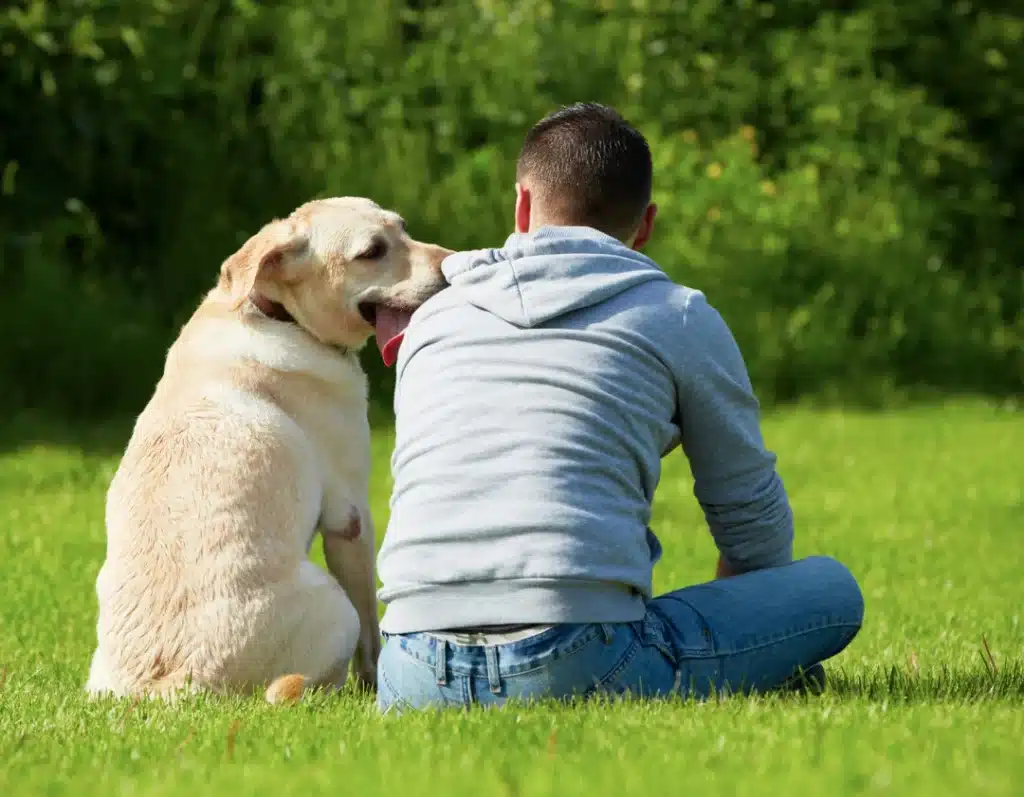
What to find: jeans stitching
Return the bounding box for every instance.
[385,617,861,705]
[379,668,414,713]
[640,614,676,661]
[393,639,441,671]
[500,624,606,677]
[678,620,862,660]
[593,635,642,691]
[392,625,605,677]
[397,636,435,667]
[648,600,713,657]
[654,592,862,659]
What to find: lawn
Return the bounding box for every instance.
[1,401,1021,796]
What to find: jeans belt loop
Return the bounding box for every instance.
[484,645,501,695]
[646,606,684,694]
[434,637,448,687]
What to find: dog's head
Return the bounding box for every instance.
[217,197,451,356]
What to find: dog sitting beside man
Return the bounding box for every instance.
[88,103,863,707]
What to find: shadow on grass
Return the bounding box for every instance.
[2,366,1017,459]
[0,402,400,459]
[0,347,402,457]
[0,410,135,458]
[826,662,1024,703]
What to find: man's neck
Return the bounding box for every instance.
[524,216,633,247]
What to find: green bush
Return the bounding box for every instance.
[1,0,1020,420]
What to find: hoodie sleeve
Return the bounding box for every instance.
[665,290,794,573]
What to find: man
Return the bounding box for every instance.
[373,103,864,711]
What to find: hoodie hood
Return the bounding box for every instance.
[440,226,670,328]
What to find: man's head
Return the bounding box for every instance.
[514,102,657,249]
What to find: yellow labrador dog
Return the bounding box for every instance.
[86,197,449,703]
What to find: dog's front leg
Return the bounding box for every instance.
[321,506,380,692]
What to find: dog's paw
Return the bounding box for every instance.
[265,673,306,704]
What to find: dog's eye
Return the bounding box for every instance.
[358,240,388,261]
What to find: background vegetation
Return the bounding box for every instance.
[2,0,1021,419]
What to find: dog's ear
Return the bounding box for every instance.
[219,219,311,310]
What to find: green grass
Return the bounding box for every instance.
[1,401,1022,795]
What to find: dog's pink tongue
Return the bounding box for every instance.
[374,306,414,367]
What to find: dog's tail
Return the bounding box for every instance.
[264,673,307,704]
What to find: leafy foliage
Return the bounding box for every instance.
[1,0,1020,417]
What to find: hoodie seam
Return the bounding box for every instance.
[505,259,534,327]
[669,289,702,437]
[442,232,678,331]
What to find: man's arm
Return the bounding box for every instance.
[668,291,794,576]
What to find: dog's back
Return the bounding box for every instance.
[89,311,343,697]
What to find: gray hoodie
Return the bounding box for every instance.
[377,226,793,634]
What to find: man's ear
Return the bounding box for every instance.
[514,182,531,234]
[219,219,310,310]
[630,203,658,251]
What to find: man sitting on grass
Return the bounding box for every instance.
[373,102,864,712]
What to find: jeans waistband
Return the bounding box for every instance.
[444,624,538,634]
[388,622,615,681]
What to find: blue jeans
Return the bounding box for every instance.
[376,556,864,712]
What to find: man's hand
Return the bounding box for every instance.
[715,554,739,579]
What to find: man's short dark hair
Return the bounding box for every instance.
[516,102,653,238]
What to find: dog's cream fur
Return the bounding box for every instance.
[86,197,450,702]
